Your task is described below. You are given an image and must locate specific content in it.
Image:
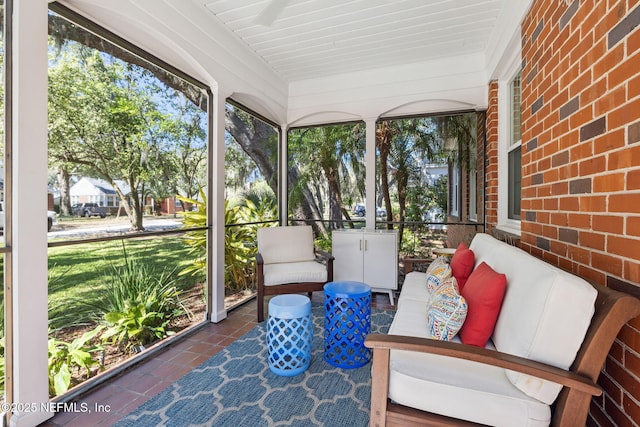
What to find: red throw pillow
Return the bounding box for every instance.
[459,261,507,347]
[450,242,475,290]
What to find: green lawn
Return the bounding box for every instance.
[48,236,203,330]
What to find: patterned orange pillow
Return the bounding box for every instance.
[426,261,452,292]
[427,277,467,341]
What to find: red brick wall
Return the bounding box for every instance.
[484,0,640,425]
[485,81,499,231]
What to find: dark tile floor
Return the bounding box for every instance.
[40,292,395,426]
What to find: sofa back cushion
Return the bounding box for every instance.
[469,233,597,405]
[257,226,316,264]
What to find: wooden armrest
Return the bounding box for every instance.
[364,334,601,396]
[314,248,335,261]
[403,257,432,273]
[255,252,264,265]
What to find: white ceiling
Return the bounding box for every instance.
[59,0,526,124]
[200,0,505,82]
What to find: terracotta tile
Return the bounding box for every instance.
[144,379,173,397]
[77,383,119,404]
[200,333,235,345]
[165,365,193,382]
[106,371,147,391]
[59,406,113,427]
[134,357,166,375]
[117,394,152,415]
[185,341,218,355]
[154,346,185,362]
[94,413,128,427]
[125,374,167,395]
[189,354,212,367]
[44,408,82,425]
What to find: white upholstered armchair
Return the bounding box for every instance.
[256,225,334,322]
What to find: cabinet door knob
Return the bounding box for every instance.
[364,240,368,251]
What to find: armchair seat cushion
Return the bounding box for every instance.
[263,261,328,286]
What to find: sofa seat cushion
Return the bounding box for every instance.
[397,271,430,306]
[262,261,327,286]
[389,298,432,339]
[387,349,551,427]
[469,233,597,405]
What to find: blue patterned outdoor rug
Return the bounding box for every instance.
[116,303,395,427]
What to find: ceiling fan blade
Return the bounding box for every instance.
[254,0,291,26]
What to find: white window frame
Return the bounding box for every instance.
[450,160,459,218]
[497,32,522,235]
[468,128,478,222]
[468,166,478,222]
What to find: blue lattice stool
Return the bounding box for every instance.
[323,281,372,368]
[266,294,313,376]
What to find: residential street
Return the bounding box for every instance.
[48,215,184,239]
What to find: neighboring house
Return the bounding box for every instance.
[159,196,188,215]
[69,177,182,215]
[70,177,131,214]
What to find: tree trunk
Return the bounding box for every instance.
[325,166,345,230]
[396,170,408,250]
[376,123,393,230]
[57,167,72,215]
[111,182,145,232]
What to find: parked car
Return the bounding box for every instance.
[353,204,365,217]
[352,204,387,217]
[71,202,107,218]
[0,203,57,232]
[48,210,57,231]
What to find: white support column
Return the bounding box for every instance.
[9,1,52,425]
[365,119,377,230]
[209,88,229,323]
[279,125,288,225]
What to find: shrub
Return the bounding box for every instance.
[101,302,174,350]
[178,191,277,293]
[98,256,187,349]
[48,326,103,396]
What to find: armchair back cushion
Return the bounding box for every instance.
[257,225,316,264]
[469,233,597,404]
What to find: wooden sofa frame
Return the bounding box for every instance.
[256,248,334,322]
[364,259,640,427]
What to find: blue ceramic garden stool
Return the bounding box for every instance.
[323,281,372,368]
[266,294,313,376]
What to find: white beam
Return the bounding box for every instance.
[209,88,229,323]
[9,0,51,425]
[365,119,377,230]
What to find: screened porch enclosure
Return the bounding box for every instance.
[225,109,486,296]
[5,1,640,426]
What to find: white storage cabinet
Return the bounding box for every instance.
[331,229,398,305]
